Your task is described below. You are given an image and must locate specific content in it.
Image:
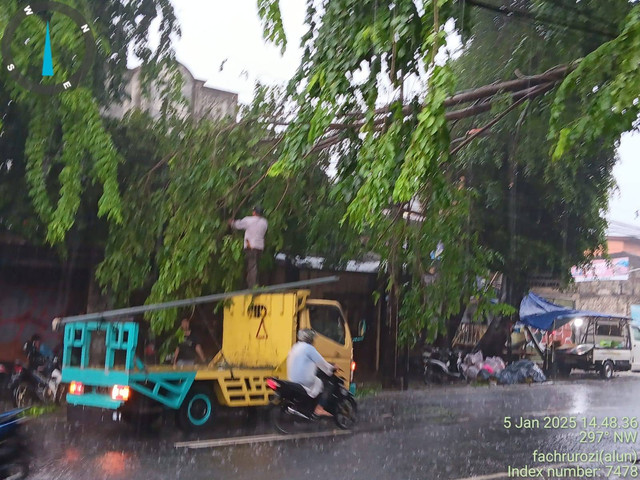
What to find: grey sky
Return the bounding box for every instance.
[169,1,639,226]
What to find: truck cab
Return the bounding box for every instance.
[301,300,353,379]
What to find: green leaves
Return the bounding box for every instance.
[263,0,635,346]
[93,93,356,335]
[264,0,499,345]
[6,0,636,347]
[394,64,454,203]
[549,4,640,161]
[257,0,288,54]
[450,0,627,303]
[20,88,123,244]
[1,0,179,245]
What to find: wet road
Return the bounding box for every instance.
[16,372,640,480]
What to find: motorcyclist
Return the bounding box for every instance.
[286,329,334,417]
[23,334,49,370]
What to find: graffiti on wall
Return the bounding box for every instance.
[0,275,84,358]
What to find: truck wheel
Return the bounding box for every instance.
[176,384,215,431]
[600,360,614,380]
[121,394,163,431]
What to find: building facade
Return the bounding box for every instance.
[532,221,640,320]
[104,62,238,121]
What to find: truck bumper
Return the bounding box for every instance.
[67,391,124,409]
[66,404,122,424]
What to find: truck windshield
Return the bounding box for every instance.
[309,306,346,345]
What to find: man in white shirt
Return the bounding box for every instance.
[229,206,268,288]
[287,329,335,416]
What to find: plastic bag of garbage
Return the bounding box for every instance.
[483,356,506,374]
[529,363,546,383]
[464,351,483,366]
[497,359,546,385]
[462,364,480,380]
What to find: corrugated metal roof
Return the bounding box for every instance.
[607,220,640,239]
[274,253,380,273]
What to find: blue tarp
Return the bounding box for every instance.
[519,293,628,331]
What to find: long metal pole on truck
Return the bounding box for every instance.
[54,276,339,327]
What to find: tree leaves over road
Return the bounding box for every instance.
[258,0,639,343]
[1,0,638,342]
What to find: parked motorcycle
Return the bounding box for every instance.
[423,347,464,384]
[0,408,29,480]
[9,356,65,408]
[266,371,357,434]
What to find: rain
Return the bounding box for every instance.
[2,1,640,480]
[2,374,640,479]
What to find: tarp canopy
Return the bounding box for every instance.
[519,293,629,331]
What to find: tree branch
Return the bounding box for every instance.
[449,82,554,156]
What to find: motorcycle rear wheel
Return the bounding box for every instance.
[270,403,299,434]
[334,397,357,429]
[55,383,68,406]
[13,382,35,409]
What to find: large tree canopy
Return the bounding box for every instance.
[2,0,639,344]
[257,0,640,342]
[0,0,179,244]
[1,1,360,338]
[95,94,359,333]
[452,0,632,288]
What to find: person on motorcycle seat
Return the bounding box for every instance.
[23,334,50,370]
[286,329,335,417]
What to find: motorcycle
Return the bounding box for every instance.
[0,408,29,480]
[9,356,65,408]
[423,347,464,384]
[266,370,357,434]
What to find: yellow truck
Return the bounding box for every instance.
[58,277,363,430]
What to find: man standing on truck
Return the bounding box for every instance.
[287,329,335,417]
[173,318,207,366]
[228,206,268,288]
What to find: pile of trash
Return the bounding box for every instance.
[460,351,546,384]
[497,359,547,385]
[460,351,504,381]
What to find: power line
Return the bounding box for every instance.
[464,0,618,40]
